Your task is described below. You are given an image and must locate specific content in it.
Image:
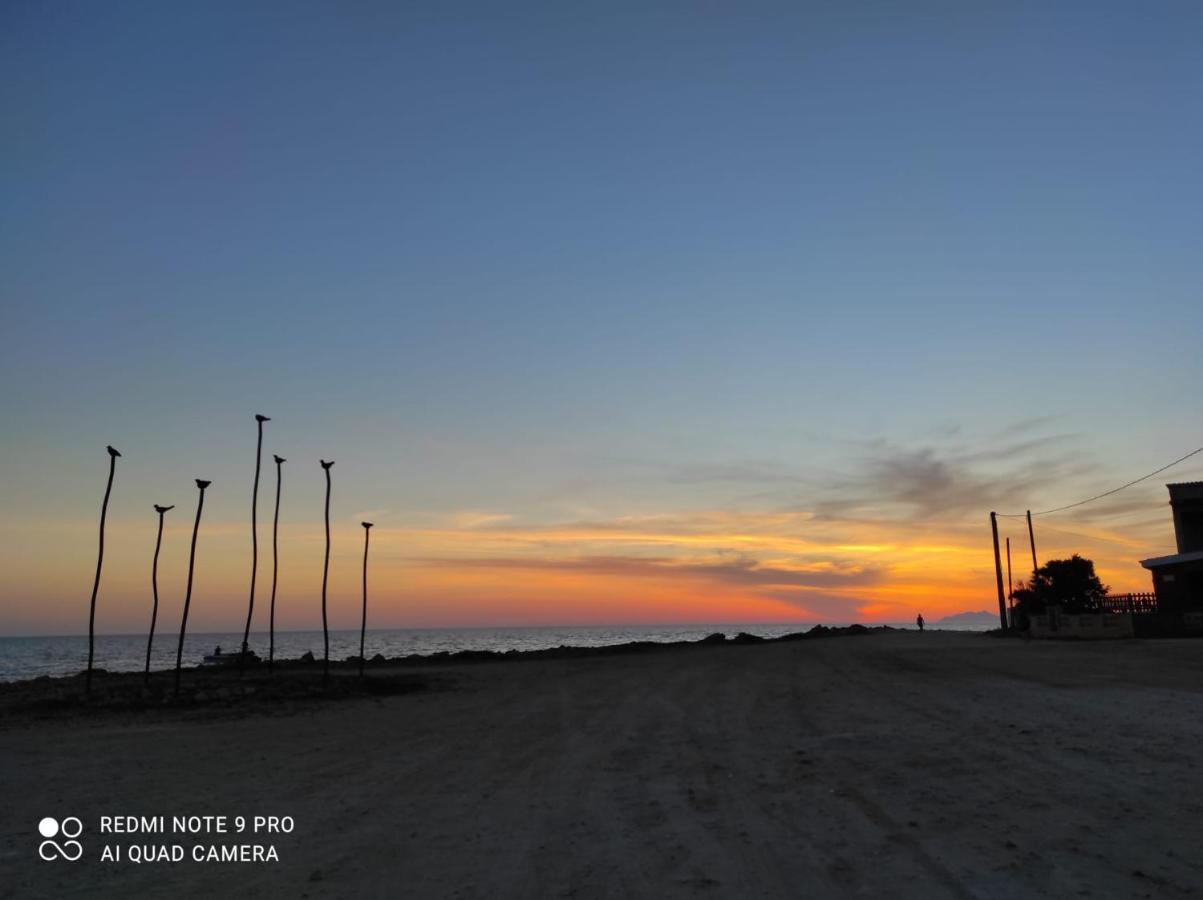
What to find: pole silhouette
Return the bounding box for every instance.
[1005,536,1013,609]
[359,522,373,678]
[320,460,334,683]
[269,455,285,670]
[86,445,120,696]
[175,479,210,696]
[241,414,270,669]
[990,512,1007,631]
[145,503,174,684]
[1026,509,1038,578]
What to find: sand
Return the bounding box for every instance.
[2,631,1202,898]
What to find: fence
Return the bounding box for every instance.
[1029,610,1135,639]
[1098,592,1159,614]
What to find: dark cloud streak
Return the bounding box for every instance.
[413,554,884,589]
[815,436,1098,521]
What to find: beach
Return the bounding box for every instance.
[2,631,1201,898]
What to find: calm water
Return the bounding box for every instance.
[0,625,820,683]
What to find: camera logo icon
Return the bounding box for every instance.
[38,817,83,861]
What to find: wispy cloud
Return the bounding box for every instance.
[991,414,1067,439]
[414,553,884,589]
[650,460,806,486]
[446,510,514,528]
[815,432,1096,521]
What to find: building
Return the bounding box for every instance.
[1139,482,1203,632]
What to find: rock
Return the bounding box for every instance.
[371,653,386,663]
[700,633,727,644]
[300,651,315,662]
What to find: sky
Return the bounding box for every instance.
[2,1,1201,636]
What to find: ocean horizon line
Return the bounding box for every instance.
[0,621,848,641]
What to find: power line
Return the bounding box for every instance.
[1008,519,1149,549]
[997,444,1203,518]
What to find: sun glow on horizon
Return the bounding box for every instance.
[0,491,1179,636]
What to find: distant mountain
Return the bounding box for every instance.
[930,611,1000,631]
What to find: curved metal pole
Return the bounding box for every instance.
[175,480,210,696]
[145,504,174,684]
[86,445,120,696]
[241,414,270,669]
[360,522,372,678]
[269,455,284,670]
[320,460,334,684]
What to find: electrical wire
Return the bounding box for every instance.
[997,444,1203,518]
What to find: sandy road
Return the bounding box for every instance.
[2,631,1202,898]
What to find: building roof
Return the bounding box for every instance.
[1167,482,1203,501]
[1140,549,1203,569]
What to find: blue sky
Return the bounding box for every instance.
[2,1,1201,633]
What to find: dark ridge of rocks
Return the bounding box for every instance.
[731,632,766,644]
[796,623,886,640]
[0,624,903,718]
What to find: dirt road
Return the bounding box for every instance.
[3,631,1202,898]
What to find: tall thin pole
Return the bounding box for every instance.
[1005,536,1013,608]
[146,504,174,684]
[360,522,372,678]
[990,512,1007,631]
[241,414,270,668]
[86,445,120,696]
[1026,509,1038,577]
[269,455,284,671]
[175,479,210,696]
[320,460,334,684]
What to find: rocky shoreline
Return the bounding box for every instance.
[0,624,899,718]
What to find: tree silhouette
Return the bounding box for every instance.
[359,522,373,678]
[269,454,285,670]
[86,445,120,696]
[240,414,270,669]
[1012,554,1109,621]
[320,460,334,683]
[175,479,210,696]
[145,503,174,684]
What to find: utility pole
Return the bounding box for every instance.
[1005,537,1013,612]
[990,512,1008,631]
[1026,509,1038,577]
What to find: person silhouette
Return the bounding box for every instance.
[916,614,925,632]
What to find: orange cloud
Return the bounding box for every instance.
[0,489,1177,635]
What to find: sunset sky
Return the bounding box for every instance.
[2,2,1201,635]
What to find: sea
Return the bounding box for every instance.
[0,624,816,683]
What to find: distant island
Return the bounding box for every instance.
[931,611,1000,630]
